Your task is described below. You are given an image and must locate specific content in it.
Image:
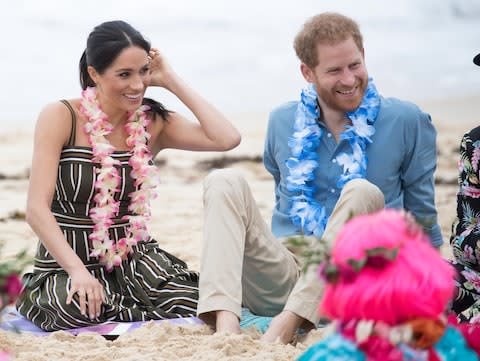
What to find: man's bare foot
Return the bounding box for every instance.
[215,310,241,335]
[261,310,305,344]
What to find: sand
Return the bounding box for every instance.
[0,95,478,360]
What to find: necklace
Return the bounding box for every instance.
[80,87,158,271]
[285,78,380,238]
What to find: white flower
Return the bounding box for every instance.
[336,152,360,175]
[388,325,413,344]
[352,117,375,139]
[355,320,374,343]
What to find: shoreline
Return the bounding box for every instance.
[2,91,479,131]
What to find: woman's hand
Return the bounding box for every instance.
[148,48,177,90]
[66,267,106,320]
[146,47,241,153]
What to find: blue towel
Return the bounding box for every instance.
[239,308,331,335]
[239,308,272,333]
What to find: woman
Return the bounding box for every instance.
[16,20,240,331]
[299,210,480,360]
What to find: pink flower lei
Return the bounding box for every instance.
[80,87,158,271]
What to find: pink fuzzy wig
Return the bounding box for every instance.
[320,209,455,325]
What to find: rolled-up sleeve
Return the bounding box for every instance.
[263,111,281,197]
[401,110,443,247]
[263,114,280,183]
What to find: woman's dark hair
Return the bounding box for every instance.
[79,20,169,120]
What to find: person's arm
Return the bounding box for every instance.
[451,128,480,238]
[148,48,241,152]
[401,109,443,247]
[26,102,104,319]
[263,110,283,221]
[263,111,281,196]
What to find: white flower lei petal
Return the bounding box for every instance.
[355,320,374,343]
[388,324,413,345]
[80,87,159,271]
[354,320,414,345]
[285,78,380,237]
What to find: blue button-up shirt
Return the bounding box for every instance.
[263,96,443,247]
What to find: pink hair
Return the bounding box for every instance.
[320,209,455,325]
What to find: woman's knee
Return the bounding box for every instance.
[203,168,247,194]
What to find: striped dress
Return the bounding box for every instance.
[16,101,199,331]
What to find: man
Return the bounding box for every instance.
[197,12,442,344]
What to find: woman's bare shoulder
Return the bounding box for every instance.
[38,99,81,121]
[34,99,81,146]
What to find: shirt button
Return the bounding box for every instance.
[332,159,337,163]
[330,188,335,193]
[327,133,332,138]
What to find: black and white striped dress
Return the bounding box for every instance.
[16,101,199,331]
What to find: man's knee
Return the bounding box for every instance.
[342,179,384,211]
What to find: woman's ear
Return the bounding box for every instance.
[87,65,98,85]
[300,63,315,83]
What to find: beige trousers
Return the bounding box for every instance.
[197,169,384,325]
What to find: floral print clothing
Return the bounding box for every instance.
[450,126,480,322]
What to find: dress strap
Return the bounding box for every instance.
[60,100,77,146]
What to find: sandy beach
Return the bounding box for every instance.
[0,95,478,360]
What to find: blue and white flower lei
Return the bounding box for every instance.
[285,78,380,238]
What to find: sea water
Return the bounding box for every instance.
[1,0,479,128]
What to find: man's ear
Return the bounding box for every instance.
[300,63,315,83]
[87,65,99,84]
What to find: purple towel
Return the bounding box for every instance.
[0,306,204,337]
